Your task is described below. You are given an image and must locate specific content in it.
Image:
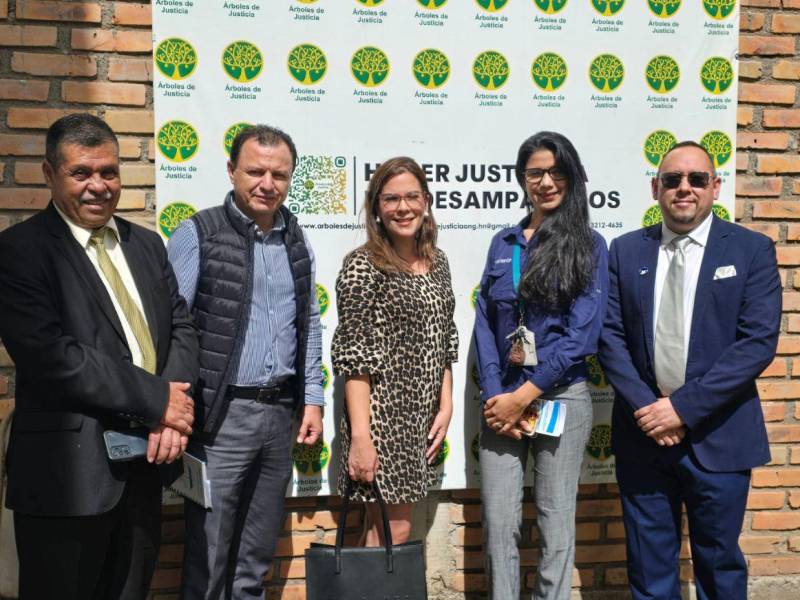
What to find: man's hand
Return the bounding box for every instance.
[634,397,684,438]
[297,404,323,446]
[484,393,528,436]
[653,426,687,447]
[162,381,194,435]
[147,425,188,464]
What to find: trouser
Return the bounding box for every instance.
[14,461,161,600]
[479,381,593,600]
[181,395,295,600]
[616,446,751,600]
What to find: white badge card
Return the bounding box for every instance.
[506,326,538,367]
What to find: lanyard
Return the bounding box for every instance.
[512,243,523,294]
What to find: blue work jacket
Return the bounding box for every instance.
[473,218,609,403]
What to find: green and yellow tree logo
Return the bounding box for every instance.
[535,0,568,13]
[154,38,197,80]
[222,41,263,83]
[297,0,319,3]
[293,440,329,476]
[157,121,199,163]
[356,0,384,5]
[642,204,731,226]
[475,0,509,11]
[645,56,680,94]
[351,46,390,87]
[418,0,448,7]
[473,51,510,91]
[531,52,567,92]
[413,49,450,89]
[288,44,327,85]
[431,437,450,467]
[585,424,613,461]
[158,202,196,238]
[589,54,624,93]
[700,131,732,168]
[321,363,330,390]
[592,0,625,16]
[316,283,330,317]
[648,0,681,17]
[223,122,252,156]
[703,0,735,19]
[712,204,731,220]
[700,57,733,94]
[586,355,608,388]
[471,284,480,309]
[643,130,677,167]
[642,205,663,227]
[470,433,480,462]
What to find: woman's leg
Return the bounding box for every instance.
[531,383,593,600]
[363,502,415,547]
[479,421,529,599]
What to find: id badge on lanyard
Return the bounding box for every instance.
[506,243,538,367]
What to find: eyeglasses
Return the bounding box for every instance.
[659,171,712,189]
[379,191,428,209]
[524,167,567,184]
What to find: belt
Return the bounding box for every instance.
[227,381,295,403]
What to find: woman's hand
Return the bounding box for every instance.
[484,393,528,436]
[426,408,452,464]
[348,435,379,483]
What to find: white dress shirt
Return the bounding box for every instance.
[55,205,149,368]
[653,211,714,361]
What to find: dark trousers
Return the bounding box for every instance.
[616,446,751,600]
[14,462,161,600]
[181,396,295,600]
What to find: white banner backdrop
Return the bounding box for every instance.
[152,0,740,495]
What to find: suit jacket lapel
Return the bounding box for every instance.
[689,216,729,354]
[638,225,661,369]
[43,204,128,344]
[115,217,160,351]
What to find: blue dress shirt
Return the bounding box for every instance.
[473,218,609,403]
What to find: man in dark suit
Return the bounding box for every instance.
[0,114,199,600]
[599,142,781,600]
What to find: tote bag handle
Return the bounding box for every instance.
[335,479,393,574]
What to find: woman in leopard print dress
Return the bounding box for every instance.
[331,156,458,547]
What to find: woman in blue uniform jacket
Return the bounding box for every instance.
[473,131,609,600]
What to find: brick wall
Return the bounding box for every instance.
[0,1,798,599]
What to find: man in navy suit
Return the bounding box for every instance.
[598,142,781,600]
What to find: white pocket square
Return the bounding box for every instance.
[714,265,737,280]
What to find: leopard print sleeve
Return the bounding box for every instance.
[331,249,384,377]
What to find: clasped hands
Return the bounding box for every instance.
[147,381,195,464]
[634,396,686,447]
[484,390,536,440]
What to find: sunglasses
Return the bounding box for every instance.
[659,171,711,189]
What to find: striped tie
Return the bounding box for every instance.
[89,228,156,374]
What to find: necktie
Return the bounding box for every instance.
[89,228,157,374]
[654,235,690,395]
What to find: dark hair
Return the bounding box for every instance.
[361,156,437,273]
[514,131,594,311]
[658,140,717,177]
[45,114,118,168]
[229,124,298,170]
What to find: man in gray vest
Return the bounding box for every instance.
[167,125,324,599]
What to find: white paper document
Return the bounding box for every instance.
[534,400,566,437]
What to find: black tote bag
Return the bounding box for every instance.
[304,480,428,599]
